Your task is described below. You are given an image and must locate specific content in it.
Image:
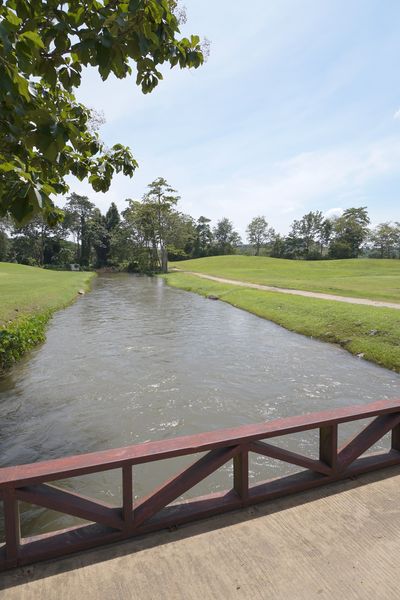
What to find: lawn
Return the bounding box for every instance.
[0,262,94,325]
[170,256,400,303]
[0,263,95,369]
[165,272,400,373]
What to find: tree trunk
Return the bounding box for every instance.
[160,246,168,273]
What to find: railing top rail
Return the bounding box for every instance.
[0,399,399,489]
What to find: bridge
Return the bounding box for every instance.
[1,399,400,597]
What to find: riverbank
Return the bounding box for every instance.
[164,272,400,372]
[170,256,400,303]
[0,263,95,371]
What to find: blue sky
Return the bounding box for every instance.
[70,0,400,236]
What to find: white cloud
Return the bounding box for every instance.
[63,136,400,237]
[324,208,343,220]
[394,108,400,120]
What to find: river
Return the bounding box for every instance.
[1,274,399,537]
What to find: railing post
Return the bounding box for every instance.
[233,445,249,504]
[319,424,338,472]
[122,465,133,527]
[3,488,20,568]
[391,422,400,451]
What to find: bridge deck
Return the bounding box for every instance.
[1,467,399,599]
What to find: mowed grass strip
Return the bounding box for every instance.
[170,256,400,303]
[165,272,400,372]
[0,262,94,325]
[0,262,95,369]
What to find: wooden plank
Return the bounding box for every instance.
[337,414,400,471]
[392,424,400,451]
[249,441,332,475]
[2,489,20,569]
[17,523,121,570]
[122,465,133,525]
[16,484,124,530]
[320,424,338,471]
[135,490,241,534]
[233,446,249,500]
[133,446,240,528]
[1,399,399,489]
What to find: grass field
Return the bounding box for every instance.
[165,271,400,372]
[0,263,94,369]
[0,262,94,325]
[170,256,400,303]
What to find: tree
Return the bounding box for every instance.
[90,208,108,267]
[0,1,204,225]
[64,193,95,266]
[165,212,196,261]
[0,218,10,260]
[331,207,370,258]
[318,218,333,256]
[8,215,67,265]
[105,202,120,233]
[213,218,241,255]
[369,222,400,258]
[287,211,324,258]
[141,177,180,272]
[269,233,286,258]
[246,216,273,256]
[193,216,213,257]
[90,202,121,267]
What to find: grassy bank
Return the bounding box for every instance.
[171,256,400,303]
[165,272,400,373]
[0,263,95,370]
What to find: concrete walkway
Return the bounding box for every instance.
[182,271,400,310]
[1,468,400,599]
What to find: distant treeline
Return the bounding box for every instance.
[0,177,399,271]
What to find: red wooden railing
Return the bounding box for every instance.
[1,398,400,571]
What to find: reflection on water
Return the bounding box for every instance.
[1,274,399,537]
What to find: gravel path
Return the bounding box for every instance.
[180,271,400,310]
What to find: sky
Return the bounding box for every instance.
[69,0,400,236]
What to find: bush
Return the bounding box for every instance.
[0,313,51,372]
[328,241,352,259]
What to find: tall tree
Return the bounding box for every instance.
[9,215,66,265]
[213,218,241,255]
[370,222,400,258]
[331,207,370,258]
[0,1,204,225]
[288,211,324,258]
[193,216,213,257]
[64,193,95,266]
[0,218,11,261]
[318,218,333,256]
[90,208,108,267]
[246,216,273,256]
[142,177,180,272]
[105,203,120,233]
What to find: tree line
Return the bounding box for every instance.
[0,178,399,271]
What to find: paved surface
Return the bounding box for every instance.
[1,468,400,599]
[182,271,400,310]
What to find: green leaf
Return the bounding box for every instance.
[128,0,143,12]
[19,30,45,49]
[0,162,16,173]
[6,10,22,28]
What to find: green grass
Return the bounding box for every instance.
[0,263,95,370]
[165,272,400,373]
[171,256,400,302]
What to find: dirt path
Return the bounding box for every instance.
[179,271,400,310]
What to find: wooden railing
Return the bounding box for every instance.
[1,398,400,571]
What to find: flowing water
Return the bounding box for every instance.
[1,274,399,537]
